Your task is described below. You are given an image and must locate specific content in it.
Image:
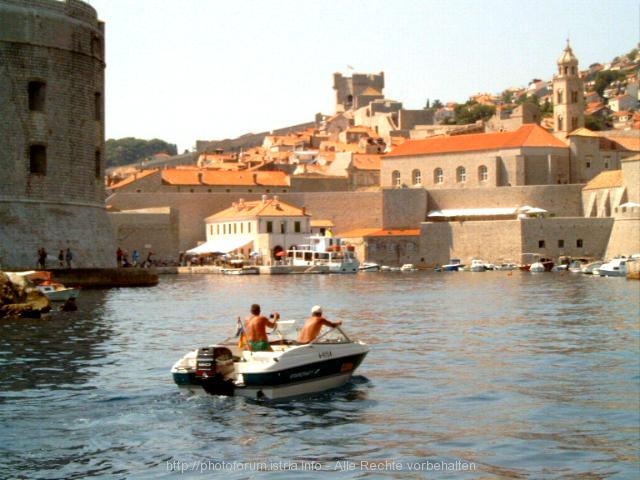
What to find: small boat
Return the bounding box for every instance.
[469,259,488,272]
[222,266,259,275]
[400,263,418,271]
[36,283,80,301]
[520,254,554,272]
[171,320,369,400]
[594,257,628,277]
[441,259,464,271]
[359,262,381,272]
[581,261,604,275]
[494,262,518,271]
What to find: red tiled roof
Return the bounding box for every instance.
[352,154,381,170]
[207,197,307,220]
[109,169,159,189]
[385,124,567,157]
[583,170,625,190]
[161,169,289,186]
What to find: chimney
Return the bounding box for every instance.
[262,194,267,203]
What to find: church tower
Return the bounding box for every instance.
[553,41,584,136]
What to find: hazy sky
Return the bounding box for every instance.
[86,0,639,152]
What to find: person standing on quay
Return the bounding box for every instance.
[65,248,73,268]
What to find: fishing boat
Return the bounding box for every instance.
[171,320,369,400]
[285,235,360,273]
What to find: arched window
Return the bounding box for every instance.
[478,165,488,182]
[556,89,563,104]
[434,168,443,184]
[412,169,421,186]
[392,170,401,186]
[456,166,466,183]
[557,115,564,131]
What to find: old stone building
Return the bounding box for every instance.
[0,0,116,269]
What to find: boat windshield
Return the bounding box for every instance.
[270,320,351,344]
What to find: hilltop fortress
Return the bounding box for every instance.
[0,0,637,269]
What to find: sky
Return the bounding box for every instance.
[86,0,639,153]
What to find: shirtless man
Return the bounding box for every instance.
[244,304,279,351]
[298,305,342,344]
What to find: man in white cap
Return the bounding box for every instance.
[297,305,342,344]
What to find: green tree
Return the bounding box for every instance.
[105,137,177,168]
[454,100,495,125]
[593,70,624,99]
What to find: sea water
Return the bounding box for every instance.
[1,271,638,479]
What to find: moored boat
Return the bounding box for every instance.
[441,258,464,271]
[594,257,628,277]
[285,235,359,273]
[359,262,381,272]
[171,320,369,400]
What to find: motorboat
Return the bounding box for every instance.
[494,262,518,271]
[16,270,79,302]
[36,283,80,302]
[441,258,464,271]
[400,263,418,271]
[359,262,381,272]
[469,259,488,272]
[581,260,604,275]
[519,254,554,272]
[171,320,369,400]
[285,235,359,273]
[594,257,628,277]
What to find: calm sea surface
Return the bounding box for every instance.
[1,271,638,479]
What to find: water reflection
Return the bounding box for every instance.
[0,290,111,393]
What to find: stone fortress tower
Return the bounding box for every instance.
[553,41,585,136]
[333,71,385,113]
[0,0,116,269]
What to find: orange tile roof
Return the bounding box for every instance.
[207,197,307,220]
[353,154,381,170]
[109,169,159,189]
[385,124,567,157]
[583,170,625,190]
[161,169,289,186]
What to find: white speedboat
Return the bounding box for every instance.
[171,320,369,400]
[400,263,418,271]
[285,235,359,273]
[469,259,488,272]
[594,258,628,277]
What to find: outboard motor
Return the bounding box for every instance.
[195,347,235,396]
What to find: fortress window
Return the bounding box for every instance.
[95,150,101,179]
[478,165,488,182]
[558,239,565,248]
[434,168,443,184]
[266,221,273,233]
[576,239,583,248]
[392,170,401,187]
[29,145,47,175]
[538,240,545,249]
[412,169,421,185]
[28,81,46,111]
[94,92,102,121]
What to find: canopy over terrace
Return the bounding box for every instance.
[186,236,253,255]
[427,207,519,220]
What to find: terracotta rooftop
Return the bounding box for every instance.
[583,170,625,190]
[353,154,382,170]
[206,197,307,221]
[385,124,567,157]
[161,169,289,187]
[108,169,158,189]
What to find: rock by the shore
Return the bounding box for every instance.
[0,272,51,318]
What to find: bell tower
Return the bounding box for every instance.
[553,41,584,136]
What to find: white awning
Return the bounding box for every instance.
[186,236,253,255]
[427,207,518,218]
